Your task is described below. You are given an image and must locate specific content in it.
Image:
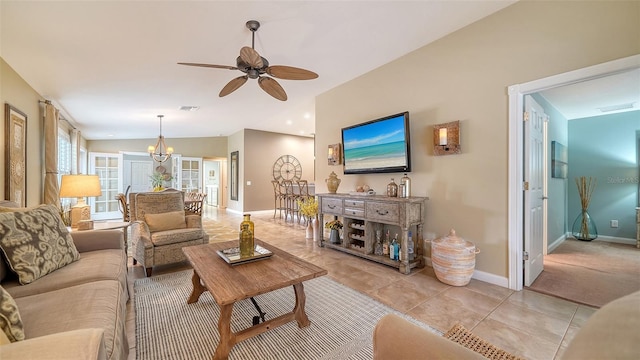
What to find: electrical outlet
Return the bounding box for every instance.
[610,220,619,228]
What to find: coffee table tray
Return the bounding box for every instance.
[216,244,273,265]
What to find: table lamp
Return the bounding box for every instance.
[59,174,102,229]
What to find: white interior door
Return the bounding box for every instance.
[130,161,153,192]
[524,95,547,286]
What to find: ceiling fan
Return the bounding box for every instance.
[178,20,318,101]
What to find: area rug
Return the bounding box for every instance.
[444,324,524,360]
[528,239,640,308]
[135,270,439,360]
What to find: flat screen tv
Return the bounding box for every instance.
[341,111,411,174]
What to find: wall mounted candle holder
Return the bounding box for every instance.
[433,120,461,156]
[328,143,342,165]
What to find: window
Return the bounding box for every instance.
[58,127,72,207]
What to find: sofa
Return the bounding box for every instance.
[0,202,129,360]
[373,290,640,359]
[130,191,209,276]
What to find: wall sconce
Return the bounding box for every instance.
[328,143,342,165]
[59,174,102,229]
[433,120,461,156]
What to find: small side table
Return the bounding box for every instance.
[74,221,131,249]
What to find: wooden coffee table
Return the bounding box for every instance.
[182,239,327,360]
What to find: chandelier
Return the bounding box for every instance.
[147,115,174,163]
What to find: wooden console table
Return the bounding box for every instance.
[316,193,427,274]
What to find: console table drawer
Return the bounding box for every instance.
[321,198,343,215]
[366,201,399,223]
[344,199,364,208]
[344,208,365,218]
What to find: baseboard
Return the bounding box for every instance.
[548,234,566,253]
[424,257,509,288]
[563,232,636,246]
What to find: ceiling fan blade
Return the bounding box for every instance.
[258,77,287,101]
[219,76,248,97]
[266,65,319,80]
[177,62,238,70]
[240,46,264,69]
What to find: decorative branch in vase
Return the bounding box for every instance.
[572,176,598,241]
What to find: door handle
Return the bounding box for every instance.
[542,196,548,200]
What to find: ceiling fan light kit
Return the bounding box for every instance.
[178,20,318,101]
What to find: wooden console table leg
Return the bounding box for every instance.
[292,283,310,328]
[214,303,235,360]
[187,271,205,304]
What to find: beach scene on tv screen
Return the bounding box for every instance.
[343,115,408,171]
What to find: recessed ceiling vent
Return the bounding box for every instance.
[179,106,200,112]
[598,102,635,113]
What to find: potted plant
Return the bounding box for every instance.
[149,171,172,191]
[297,197,319,239]
[325,219,343,244]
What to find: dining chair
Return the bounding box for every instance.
[271,180,286,219]
[115,193,130,222]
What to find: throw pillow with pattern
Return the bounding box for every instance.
[0,204,80,285]
[0,285,24,342]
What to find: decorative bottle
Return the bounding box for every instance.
[394,233,400,261]
[239,223,254,258]
[382,230,390,256]
[240,214,255,238]
[407,230,415,261]
[401,173,411,197]
[386,178,398,197]
[374,230,383,256]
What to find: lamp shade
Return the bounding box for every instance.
[59,175,102,198]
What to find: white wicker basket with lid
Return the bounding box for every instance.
[431,229,480,286]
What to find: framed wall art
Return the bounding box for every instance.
[551,141,568,179]
[4,104,28,206]
[230,151,239,201]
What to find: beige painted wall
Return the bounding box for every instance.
[0,58,45,206]
[243,129,315,212]
[314,1,640,278]
[87,137,228,157]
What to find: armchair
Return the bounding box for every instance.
[130,191,209,276]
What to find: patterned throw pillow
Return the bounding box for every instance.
[0,285,24,342]
[0,204,80,285]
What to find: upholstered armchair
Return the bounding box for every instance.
[130,191,209,276]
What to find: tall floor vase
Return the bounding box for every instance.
[571,209,598,241]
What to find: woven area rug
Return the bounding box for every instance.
[444,324,524,360]
[135,270,439,360]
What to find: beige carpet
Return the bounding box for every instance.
[528,238,640,308]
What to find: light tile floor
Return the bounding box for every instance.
[125,206,597,360]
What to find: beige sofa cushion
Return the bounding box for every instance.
[3,249,127,299]
[0,285,24,342]
[15,280,128,360]
[145,210,186,232]
[0,205,80,285]
[151,228,204,246]
[0,328,106,360]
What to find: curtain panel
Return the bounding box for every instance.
[43,103,60,206]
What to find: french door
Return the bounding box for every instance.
[89,152,123,220]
